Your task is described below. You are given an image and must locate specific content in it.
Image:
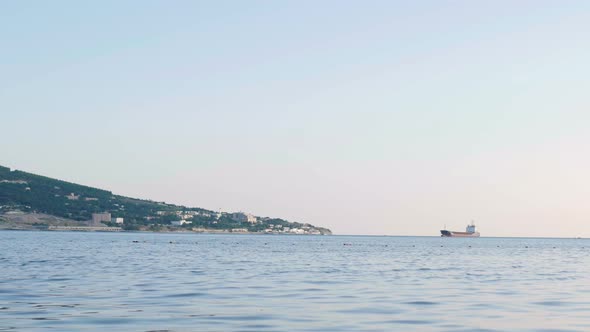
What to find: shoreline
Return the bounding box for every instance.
[0,226,330,235]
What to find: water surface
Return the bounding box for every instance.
[1,231,590,331]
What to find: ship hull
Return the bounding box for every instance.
[440,230,480,237]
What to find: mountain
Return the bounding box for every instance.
[0,165,331,235]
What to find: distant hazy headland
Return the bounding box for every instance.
[0,165,331,235]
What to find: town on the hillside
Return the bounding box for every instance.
[0,165,331,234]
[1,208,328,235]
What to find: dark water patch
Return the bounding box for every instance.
[33,304,79,308]
[533,301,572,307]
[220,286,242,290]
[298,288,324,292]
[134,283,152,287]
[266,292,304,299]
[140,288,158,292]
[337,295,358,299]
[240,324,277,329]
[25,259,50,264]
[404,300,439,306]
[47,278,72,282]
[553,276,577,281]
[85,317,135,324]
[319,268,345,273]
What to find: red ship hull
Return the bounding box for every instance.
[440,230,480,237]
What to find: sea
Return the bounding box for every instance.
[1,231,590,332]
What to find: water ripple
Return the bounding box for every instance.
[1,232,590,331]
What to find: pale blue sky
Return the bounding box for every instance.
[2,1,590,236]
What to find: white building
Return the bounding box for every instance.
[171,220,192,226]
[291,228,305,234]
[66,193,80,200]
[0,180,27,184]
[230,212,257,224]
[112,217,124,224]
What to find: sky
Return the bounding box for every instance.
[2,1,590,237]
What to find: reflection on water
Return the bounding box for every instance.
[1,231,590,331]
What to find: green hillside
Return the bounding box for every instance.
[0,165,331,234]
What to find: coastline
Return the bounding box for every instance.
[0,227,329,235]
[0,211,331,235]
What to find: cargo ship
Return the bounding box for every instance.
[440,222,480,237]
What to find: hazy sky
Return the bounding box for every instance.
[2,1,590,237]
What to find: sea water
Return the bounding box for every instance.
[1,231,590,331]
